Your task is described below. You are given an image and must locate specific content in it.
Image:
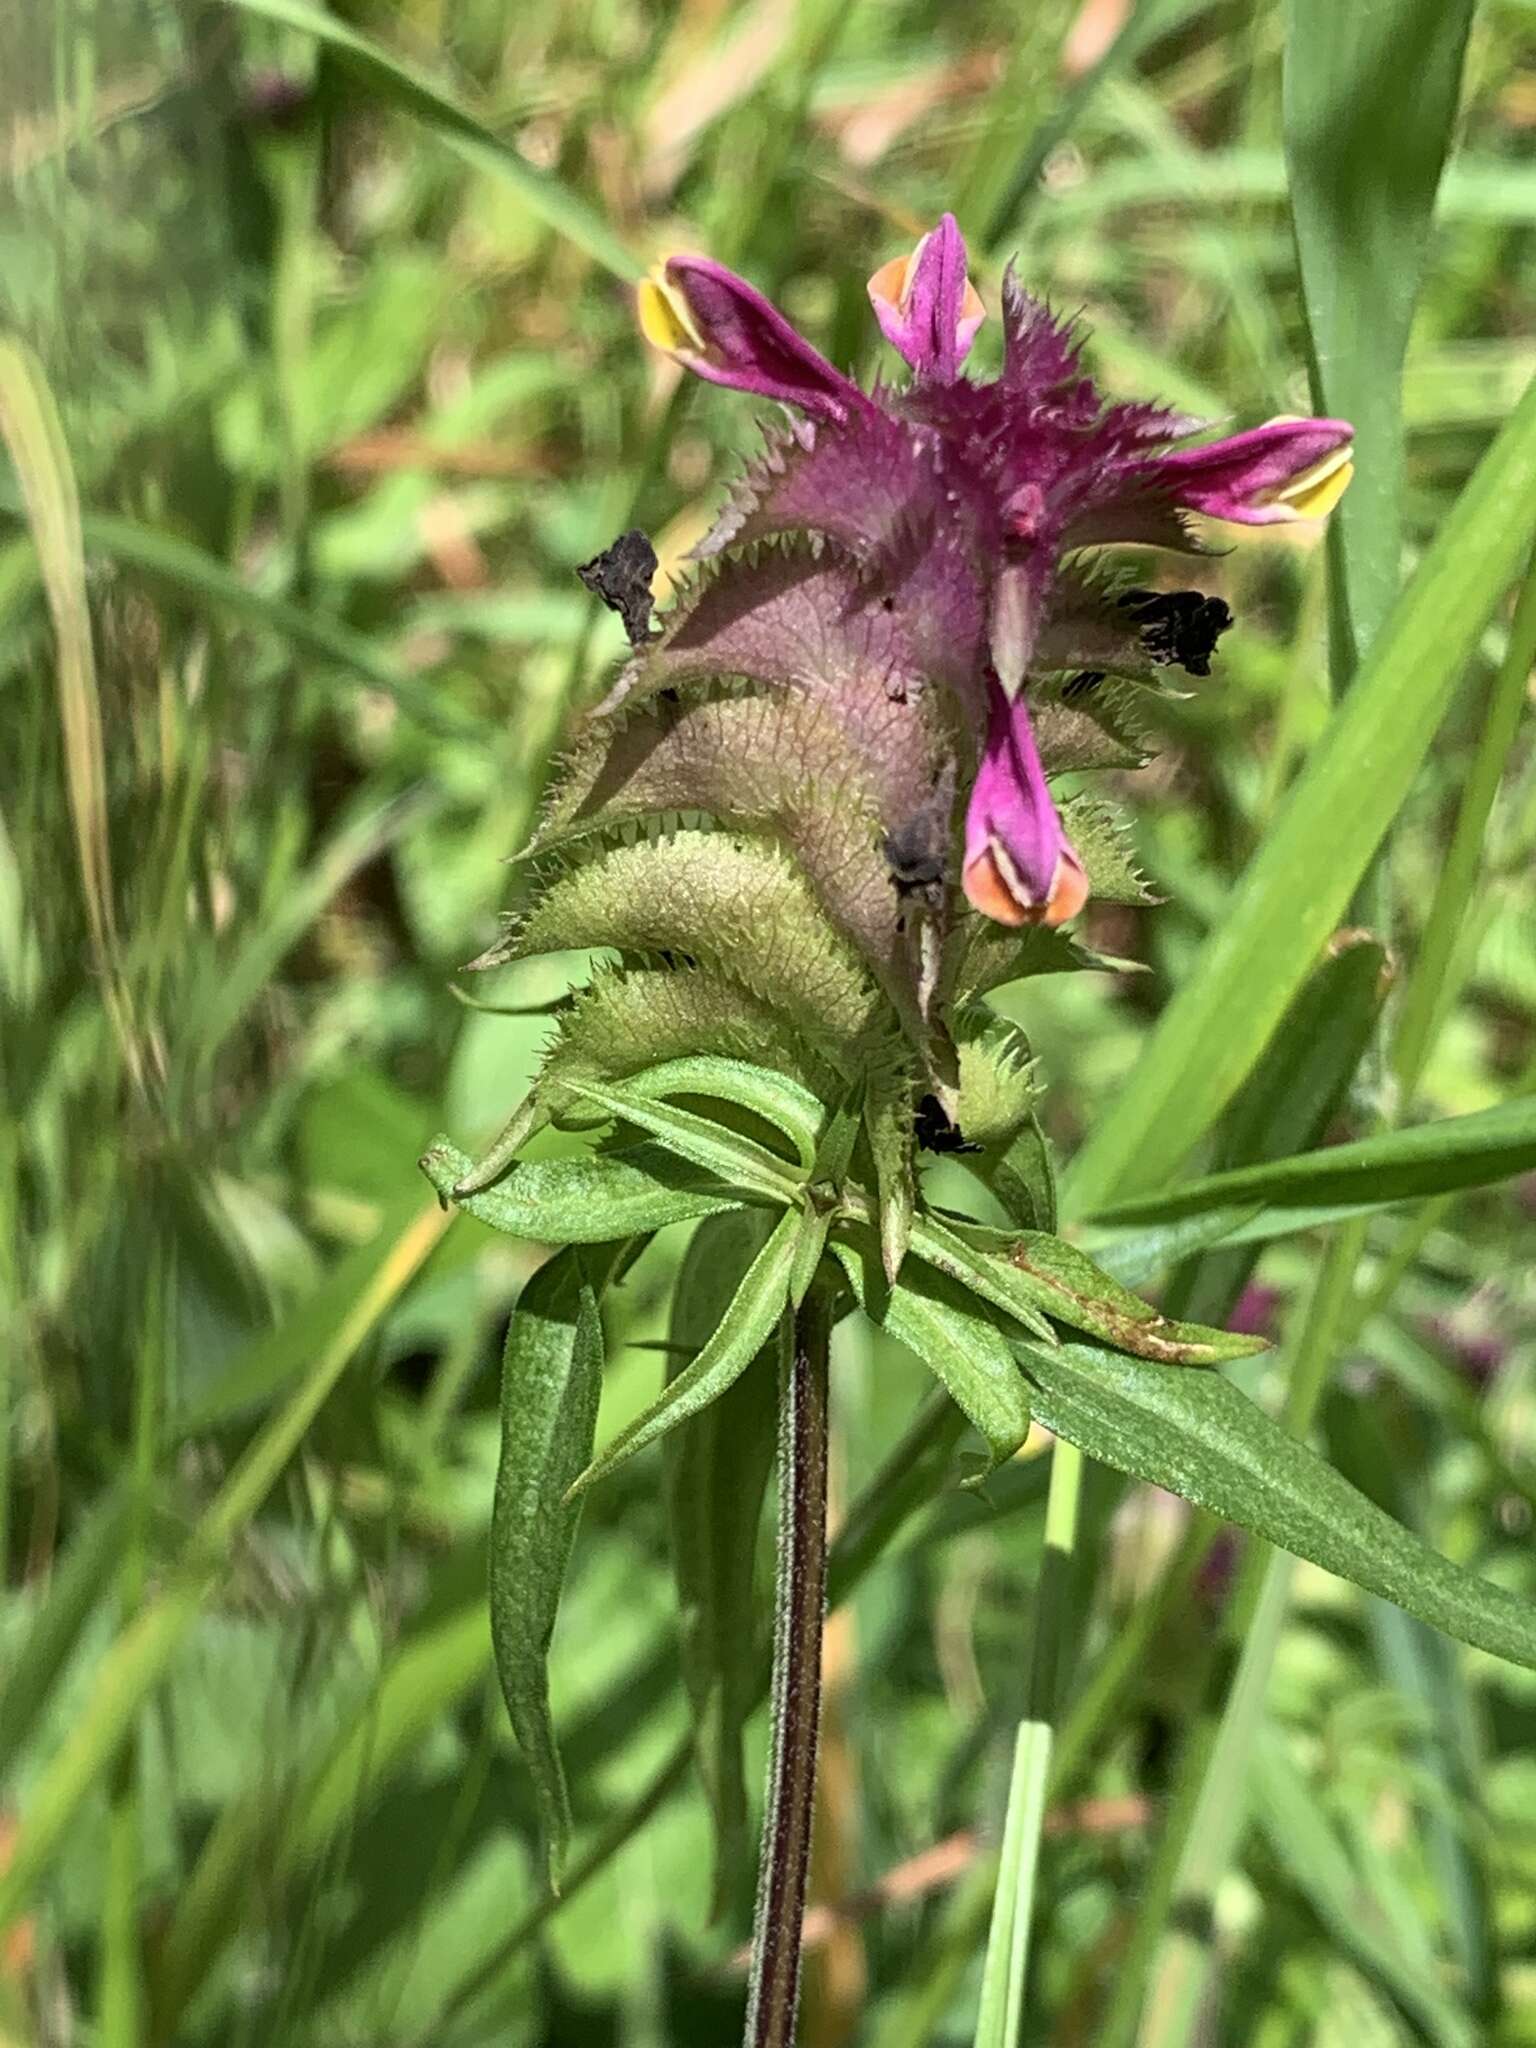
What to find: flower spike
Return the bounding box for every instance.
[866,213,985,382]
[639,254,868,422]
[634,236,1352,933]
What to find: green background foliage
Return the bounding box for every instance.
[2,2,1535,2044]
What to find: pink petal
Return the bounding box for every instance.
[963,680,1088,927]
[1134,416,1354,526]
[866,214,984,382]
[640,255,868,423]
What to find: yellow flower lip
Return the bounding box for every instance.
[1273,448,1354,519]
[637,264,707,358]
[1255,414,1355,520]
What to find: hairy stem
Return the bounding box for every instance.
[744,1294,832,2048]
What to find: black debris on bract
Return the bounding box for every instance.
[914,1092,982,1154]
[1116,588,1233,677]
[577,528,660,647]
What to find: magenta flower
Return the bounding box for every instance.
[640,217,1351,928]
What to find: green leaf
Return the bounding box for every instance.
[832,1230,1032,1476]
[420,1137,748,1240]
[1016,1340,1536,1670]
[1065,371,1536,1212]
[1090,1097,1536,1228]
[561,1076,806,1203]
[490,1248,618,1890]
[663,1214,780,1917]
[910,1215,1263,1365]
[619,1055,827,1173]
[568,1208,799,1494]
[905,1214,1056,1346]
[226,0,640,280]
[1286,0,1474,665]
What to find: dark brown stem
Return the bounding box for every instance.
[743,1292,832,2048]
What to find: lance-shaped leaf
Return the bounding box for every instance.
[664,1212,781,1917]
[616,1054,826,1174]
[910,1213,1264,1364]
[832,1228,1032,1476]
[1090,1096,1536,1230]
[568,1207,799,1495]
[420,1138,747,1239]
[491,1245,620,1890]
[561,1077,805,1206]
[1016,1339,1536,1671]
[480,829,891,1061]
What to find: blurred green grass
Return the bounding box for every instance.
[2,2,1535,2043]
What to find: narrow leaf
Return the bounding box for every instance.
[912,1215,1263,1364]
[562,1077,805,1203]
[664,1214,780,1916]
[1016,1340,1536,1670]
[568,1209,799,1494]
[490,1249,616,1889]
[420,1137,748,1240]
[833,1231,1032,1476]
[621,1055,827,1172]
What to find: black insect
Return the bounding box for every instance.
[1062,669,1106,701]
[1116,587,1233,677]
[577,528,660,647]
[882,813,947,915]
[914,1093,982,1155]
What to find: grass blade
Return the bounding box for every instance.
[972,1720,1051,2048]
[1285,0,1474,664]
[1090,1096,1536,1226]
[226,0,640,280]
[0,1202,450,1938]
